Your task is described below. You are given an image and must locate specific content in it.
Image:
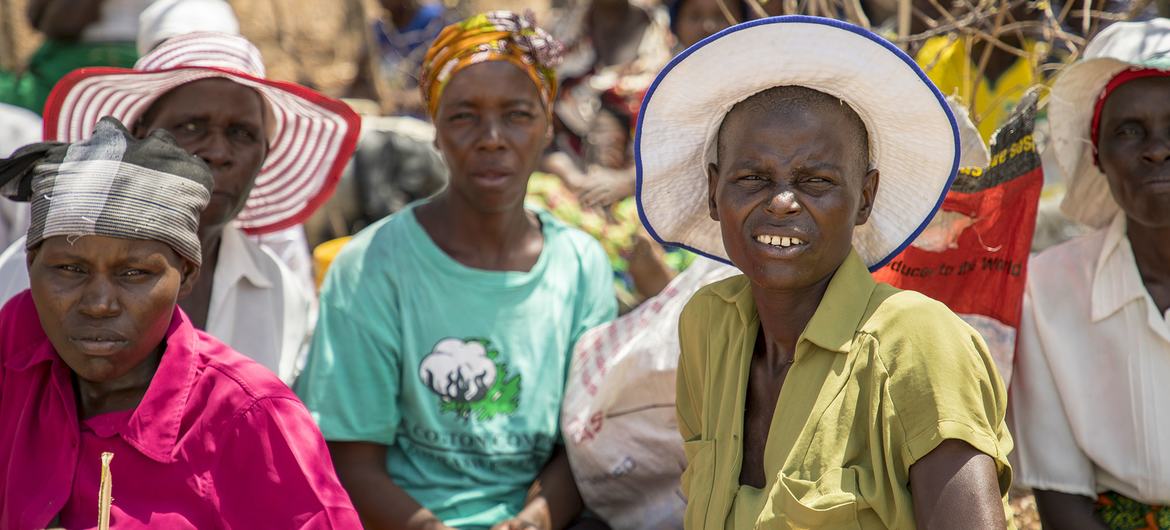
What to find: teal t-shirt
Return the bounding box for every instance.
[295,203,616,529]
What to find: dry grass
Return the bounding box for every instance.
[1012,490,1042,530]
[1,0,372,95]
[1,0,552,95]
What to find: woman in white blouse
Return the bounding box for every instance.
[1009,19,1170,529]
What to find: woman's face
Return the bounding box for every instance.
[1097,76,1170,229]
[135,78,269,235]
[433,61,552,214]
[26,236,196,384]
[708,97,877,292]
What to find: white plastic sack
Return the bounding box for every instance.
[562,259,738,530]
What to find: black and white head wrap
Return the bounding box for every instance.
[0,117,212,265]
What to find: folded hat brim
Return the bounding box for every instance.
[1049,58,1134,229]
[635,16,959,271]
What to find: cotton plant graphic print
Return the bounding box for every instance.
[419,337,521,421]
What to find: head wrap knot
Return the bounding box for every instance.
[0,117,212,265]
[419,11,564,120]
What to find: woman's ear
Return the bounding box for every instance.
[707,162,721,221]
[178,261,200,299]
[855,168,880,225]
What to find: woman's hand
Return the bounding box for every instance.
[578,165,636,209]
[503,446,583,530]
[328,441,454,530]
[491,517,542,530]
[423,522,459,530]
[628,228,675,298]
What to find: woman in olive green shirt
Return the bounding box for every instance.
[634,17,1014,529]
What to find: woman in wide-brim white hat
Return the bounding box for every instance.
[641,15,1014,530]
[636,16,960,272]
[1009,19,1170,530]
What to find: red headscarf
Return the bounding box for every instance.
[1090,67,1170,163]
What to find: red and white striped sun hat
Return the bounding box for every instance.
[41,31,361,235]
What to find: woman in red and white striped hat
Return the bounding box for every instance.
[0,31,360,384]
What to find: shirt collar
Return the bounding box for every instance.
[1091,213,1150,322]
[3,292,202,464]
[119,308,201,464]
[710,249,877,355]
[709,273,756,325]
[2,291,57,371]
[799,250,878,354]
[215,224,275,290]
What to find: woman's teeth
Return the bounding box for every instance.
[755,235,806,247]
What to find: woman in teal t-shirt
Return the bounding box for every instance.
[295,12,617,530]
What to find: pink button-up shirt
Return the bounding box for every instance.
[0,291,361,529]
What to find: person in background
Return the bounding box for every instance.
[348,0,451,117]
[0,103,41,249]
[0,32,360,384]
[0,117,359,529]
[532,0,687,308]
[668,0,745,50]
[133,0,318,294]
[1009,19,1170,529]
[638,17,1012,528]
[296,12,616,530]
[135,0,239,55]
[0,0,147,114]
[545,0,670,200]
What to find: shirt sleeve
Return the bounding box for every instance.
[294,269,403,446]
[212,397,363,529]
[570,238,617,348]
[1007,289,1097,497]
[880,294,1014,494]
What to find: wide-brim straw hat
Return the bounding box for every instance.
[42,31,361,235]
[1050,18,1170,229]
[635,16,959,271]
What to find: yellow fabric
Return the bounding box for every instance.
[676,250,1014,529]
[916,35,1041,144]
[419,11,559,120]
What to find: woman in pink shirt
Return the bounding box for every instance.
[0,117,360,529]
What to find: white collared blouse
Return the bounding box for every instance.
[1010,212,1170,504]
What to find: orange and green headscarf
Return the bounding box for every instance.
[419,11,564,120]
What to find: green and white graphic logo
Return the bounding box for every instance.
[419,338,521,421]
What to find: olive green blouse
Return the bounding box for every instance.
[676,250,1014,529]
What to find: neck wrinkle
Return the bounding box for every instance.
[750,274,832,363]
[75,349,162,419]
[425,191,536,265]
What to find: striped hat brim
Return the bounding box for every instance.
[42,65,360,235]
